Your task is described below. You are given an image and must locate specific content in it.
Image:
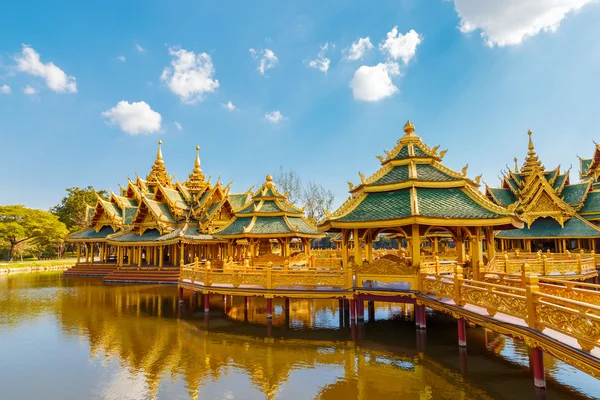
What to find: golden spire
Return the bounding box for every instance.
[514,157,519,173]
[521,129,544,174]
[155,140,164,166]
[403,120,415,135]
[186,145,207,196]
[399,120,421,144]
[146,140,172,188]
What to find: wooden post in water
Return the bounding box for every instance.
[368,301,375,322]
[356,297,365,321]
[531,347,546,389]
[266,298,273,319]
[457,318,467,347]
[204,294,210,313]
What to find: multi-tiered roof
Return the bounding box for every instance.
[68,142,252,245]
[215,175,323,239]
[320,121,522,231]
[486,131,600,239]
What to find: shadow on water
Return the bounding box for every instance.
[0,272,598,399]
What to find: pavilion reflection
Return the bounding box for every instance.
[53,284,503,400]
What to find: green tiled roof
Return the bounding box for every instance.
[288,217,320,234]
[216,217,252,235]
[256,187,278,198]
[497,216,600,238]
[505,177,518,192]
[229,193,250,209]
[546,170,557,182]
[416,164,458,181]
[336,191,412,222]
[68,226,116,240]
[417,188,504,219]
[593,183,600,191]
[109,229,163,242]
[115,196,138,207]
[553,174,567,190]
[372,166,409,185]
[145,200,177,223]
[562,183,589,205]
[391,146,409,160]
[580,191,600,213]
[488,188,517,207]
[258,200,285,213]
[249,217,292,234]
[102,200,122,218]
[513,173,524,184]
[162,187,190,210]
[581,158,593,176]
[123,207,137,225]
[413,146,428,157]
[582,213,600,220]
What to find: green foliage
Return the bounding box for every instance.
[51,186,108,232]
[0,205,68,261]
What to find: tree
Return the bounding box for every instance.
[274,167,335,222]
[274,167,302,205]
[300,180,335,222]
[51,186,108,232]
[0,205,68,261]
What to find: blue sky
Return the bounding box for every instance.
[1,0,600,210]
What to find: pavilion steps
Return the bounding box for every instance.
[63,264,118,277]
[103,268,180,284]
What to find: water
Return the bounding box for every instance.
[0,272,598,400]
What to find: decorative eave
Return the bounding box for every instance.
[319,215,523,232]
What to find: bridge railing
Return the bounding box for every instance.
[420,256,458,275]
[421,264,600,352]
[486,251,597,276]
[180,258,353,290]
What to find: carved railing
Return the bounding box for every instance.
[421,265,600,352]
[355,254,418,290]
[486,250,597,277]
[420,256,458,275]
[180,259,352,290]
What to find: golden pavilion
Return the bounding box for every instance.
[486,130,600,252]
[319,121,523,281]
[65,141,322,281]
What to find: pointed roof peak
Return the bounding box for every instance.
[186,145,207,196]
[403,120,415,135]
[521,129,544,174]
[146,140,172,188]
[155,140,164,166]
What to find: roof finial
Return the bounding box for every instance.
[403,120,415,135]
[527,129,534,152]
[156,140,164,165]
[266,174,273,182]
[194,145,201,172]
[514,157,519,173]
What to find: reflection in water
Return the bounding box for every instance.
[0,273,598,400]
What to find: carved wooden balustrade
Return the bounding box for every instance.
[421,265,600,353]
[354,254,419,290]
[420,256,458,275]
[180,258,353,291]
[486,250,597,278]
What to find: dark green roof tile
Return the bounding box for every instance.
[562,183,589,205]
[391,146,409,160]
[417,188,503,219]
[416,164,458,181]
[553,174,567,190]
[68,226,116,240]
[580,191,600,213]
[497,216,600,238]
[488,188,517,207]
[413,145,428,157]
[372,166,409,185]
[123,207,137,225]
[581,158,593,176]
[336,191,412,222]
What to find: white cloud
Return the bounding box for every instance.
[136,44,145,53]
[249,48,278,76]
[174,121,182,131]
[345,37,374,61]
[265,110,283,123]
[308,43,331,72]
[221,101,237,111]
[23,85,37,96]
[0,84,11,94]
[379,28,422,64]
[160,47,220,103]
[15,45,77,93]
[101,101,162,135]
[117,56,126,62]
[349,62,400,102]
[453,0,594,47]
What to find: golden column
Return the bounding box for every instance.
[353,228,362,264]
[411,224,421,267]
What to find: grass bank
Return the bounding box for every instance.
[0,258,77,269]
